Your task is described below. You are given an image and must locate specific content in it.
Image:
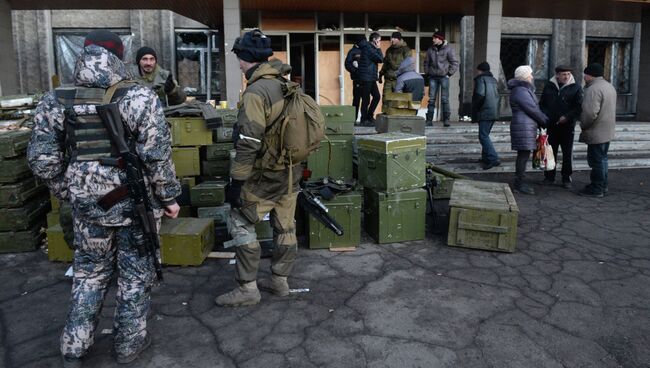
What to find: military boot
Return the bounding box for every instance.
[62,356,82,368]
[215,281,261,307]
[116,334,152,364]
[258,274,290,296]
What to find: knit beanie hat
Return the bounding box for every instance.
[477,61,490,72]
[514,65,533,81]
[584,63,604,78]
[391,32,402,40]
[84,30,124,60]
[232,29,273,63]
[136,46,157,65]
[433,31,445,41]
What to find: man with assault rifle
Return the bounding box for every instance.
[27,30,180,367]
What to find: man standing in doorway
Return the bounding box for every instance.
[358,32,383,126]
[539,65,583,189]
[379,32,411,110]
[424,31,459,127]
[215,29,301,307]
[131,46,187,106]
[579,63,617,197]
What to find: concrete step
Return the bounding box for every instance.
[427,140,650,156]
[430,149,650,164]
[433,157,650,174]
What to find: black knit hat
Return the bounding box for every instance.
[84,30,124,60]
[584,63,604,78]
[477,61,490,72]
[555,65,573,73]
[232,29,273,63]
[433,31,445,41]
[136,46,157,65]
[391,32,402,40]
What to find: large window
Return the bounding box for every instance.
[586,38,632,93]
[500,36,550,91]
[53,30,132,86]
[175,30,221,99]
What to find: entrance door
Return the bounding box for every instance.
[317,35,342,105]
[289,33,316,99]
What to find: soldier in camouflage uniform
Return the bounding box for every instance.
[27,30,181,367]
[129,46,186,106]
[215,29,300,307]
[379,32,411,110]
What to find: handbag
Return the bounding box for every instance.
[533,128,556,171]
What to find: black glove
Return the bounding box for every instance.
[164,74,175,94]
[226,179,244,208]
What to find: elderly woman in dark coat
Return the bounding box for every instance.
[508,65,549,194]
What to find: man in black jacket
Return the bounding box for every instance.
[357,32,383,126]
[345,35,364,122]
[472,61,501,170]
[539,65,583,188]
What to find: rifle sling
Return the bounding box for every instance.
[98,185,129,211]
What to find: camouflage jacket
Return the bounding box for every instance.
[230,59,301,201]
[28,45,181,226]
[380,40,411,81]
[129,64,187,106]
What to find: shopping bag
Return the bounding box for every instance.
[533,129,556,171]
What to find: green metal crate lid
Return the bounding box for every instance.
[449,180,519,212]
[357,132,426,153]
[160,217,214,236]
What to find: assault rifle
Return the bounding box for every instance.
[96,103,163,280]
[298,189,344,236]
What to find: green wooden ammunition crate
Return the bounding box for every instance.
[47,224,73,262]
[213,126,234,143]
[160,217,215,266]
[0,177,46,208]
[384,107,417,116]
[0,156,32,184]
[168,117,213,146]
[172,147,201,177]
[255,220,273,240]
[204,143,235,161]
[308,191,361,249]
[364,188,426,244]
[0,194,50,231]
[307,135,353,181]
[357,133,426,192]
[375,114,426,136]
[0,129,31,158]
[197,203,231,225]
[201,160,230,177]
[383,92,412,101]
[320,105,355,135]
[447,180,519,253]
[190,181,226,207]
[0,222,45,253]
[427,165,469,200]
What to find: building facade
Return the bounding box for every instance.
[10,8,640,119]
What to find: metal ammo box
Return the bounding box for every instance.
[0,129,30,158]
[427,164,469,200]
[201,160,230,177]
[447,180,519,253]
[190,181,226,207]
[320,105,355,135]
[307,136,353,181]
[47,224,73,262]
[308,191,361,249]
[160,217,215,266]
[363,188,426,244]
[0,193,50,231]
[375,114,426,136]
[204,142,234,161]
[168,117,213,146]
[357,133,426,192]
[0,177,46,208]
[0,223,45,253]
[172,147,201,177]
[0,156,32,184]
[197,203,231,225]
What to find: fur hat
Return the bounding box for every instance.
[84,30,124,60]
[514,65,533,81]
[232,29,273,63]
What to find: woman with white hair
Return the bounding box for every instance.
[507,65,549,195]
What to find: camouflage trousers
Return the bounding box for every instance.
[61,217,159,359]
[381,78,397,110]
[228,191,299,283]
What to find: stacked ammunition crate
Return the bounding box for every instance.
[305,105,361,250]
[376,92,426,135]
[0,125,50,253]
[357,133,427,244]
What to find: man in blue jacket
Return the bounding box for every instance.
[345,35,364,122]
[357,32,383,126]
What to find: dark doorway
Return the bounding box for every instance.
[289,33,316,99]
